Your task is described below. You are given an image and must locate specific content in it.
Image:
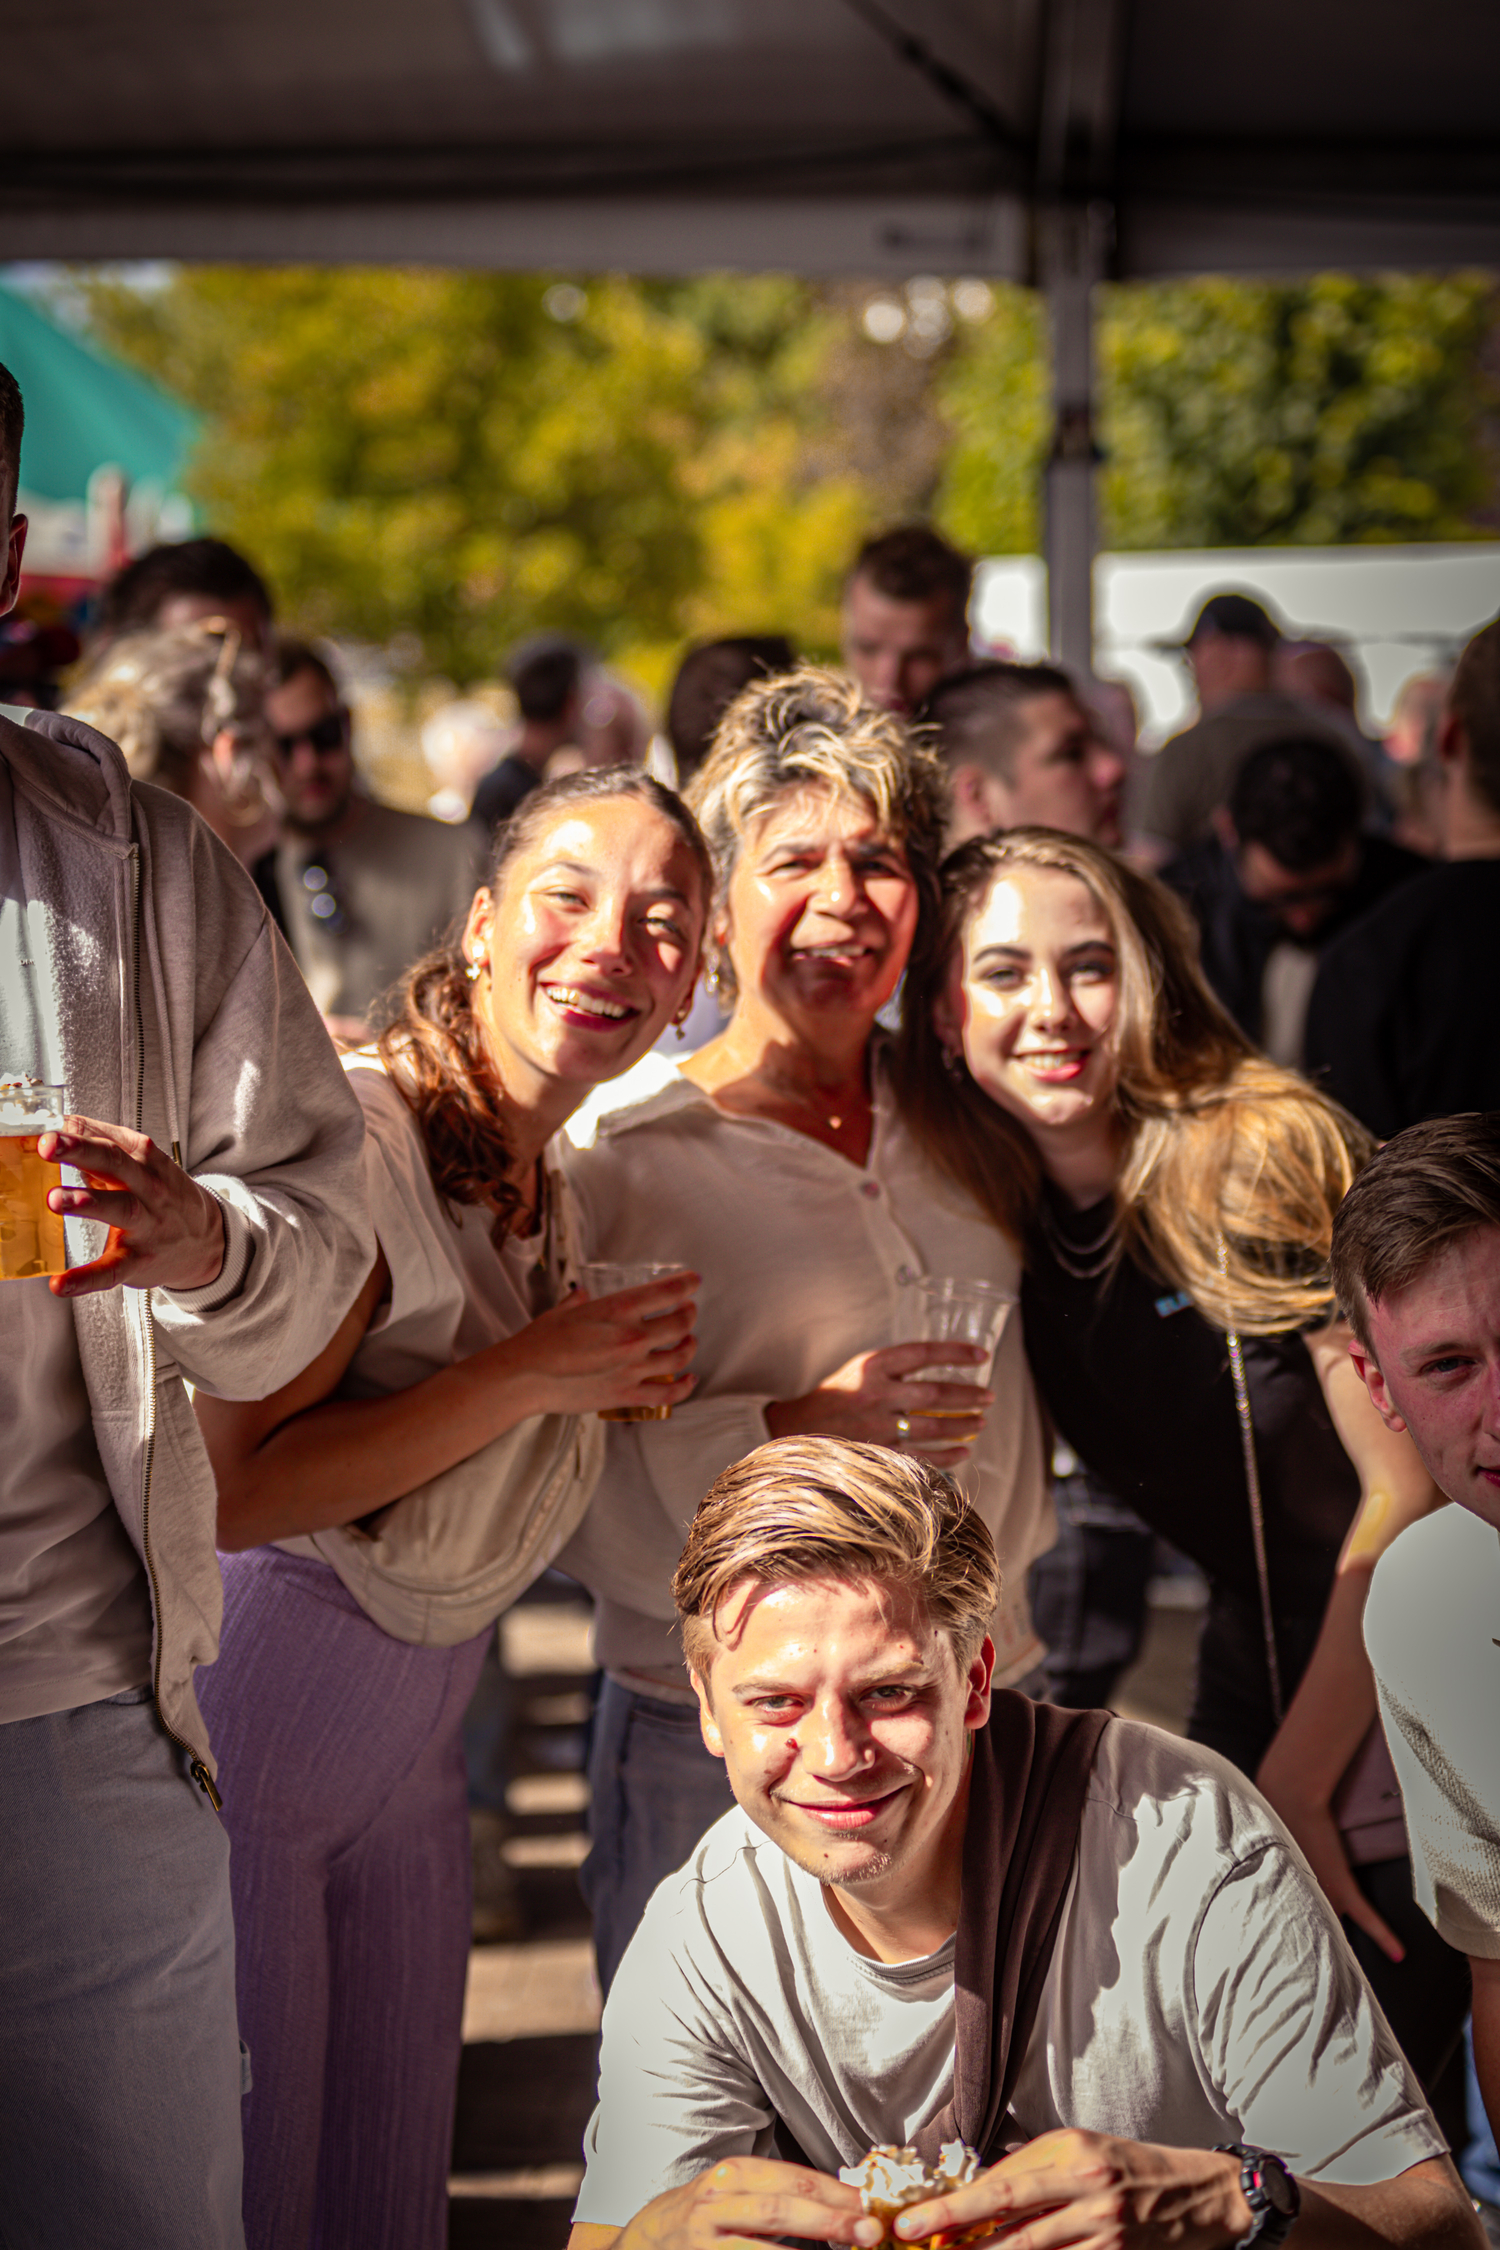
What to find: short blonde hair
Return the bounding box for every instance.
[671,1436,1000,1678]
[684,664,948,1002]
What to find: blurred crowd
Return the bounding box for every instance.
[6,339,1500,2250]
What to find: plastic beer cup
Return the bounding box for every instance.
[0,1079,69,1281]
[580,1260,689,1421]
[906,1275,1016,1415]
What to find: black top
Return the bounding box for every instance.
[1304,857,1500,1138]
[471,753,541,831]
[1164,833,1425,1048]
[1021,1191,1357,1622]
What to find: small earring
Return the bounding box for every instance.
[674,1021,687,1042]
[942,1046,965,1079]
[704,961,721,996]
[465,955,485,984]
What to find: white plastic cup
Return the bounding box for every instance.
[579,1259,689,1422]
[906,1275,1016,1408]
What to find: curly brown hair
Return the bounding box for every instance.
[376,766,711,1229]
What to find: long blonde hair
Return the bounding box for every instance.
[894,827,1373,1335]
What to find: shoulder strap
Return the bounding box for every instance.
[1217,1233,1284,1726]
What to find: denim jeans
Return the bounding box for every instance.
[581,1677,735,1995]
[0,1685,246,2250]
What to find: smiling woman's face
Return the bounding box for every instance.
[946,864,1121,1140]
[719,785,918,1038]
[465,797,706,1097]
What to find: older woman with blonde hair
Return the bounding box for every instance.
[896,823,1469,2116]
[559,664,1053,1990]
[66,616,276,858]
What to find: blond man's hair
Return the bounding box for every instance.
[684,663,948,1003]
[672,1437,1000,1679]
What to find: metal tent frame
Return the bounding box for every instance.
[12,0,1499,658]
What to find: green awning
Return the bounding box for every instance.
[0,280,196,504]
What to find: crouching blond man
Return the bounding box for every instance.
[568,1437,1481,2250]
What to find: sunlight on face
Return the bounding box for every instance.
[720,787,918,1034]
[468,798,706,1094]
[947,865,1120,1141]
[1363,1225,1500,1532]
[692,1574,989,1896]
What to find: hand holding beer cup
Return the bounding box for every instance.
[38,1116,226,1297]
[490,1265,700,1419]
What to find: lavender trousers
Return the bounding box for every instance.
[196,1548,491,2250]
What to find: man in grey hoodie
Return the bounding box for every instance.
[0,362,374,2247]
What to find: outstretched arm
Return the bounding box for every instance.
[1254,1319,1442,1959]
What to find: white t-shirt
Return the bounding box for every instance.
[574,1721,1443,2229]
[1365,1502,1500,1959]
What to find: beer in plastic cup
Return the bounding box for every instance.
[580,1260,689,1421]
[0,1080,68,1281]
[906,1275,1016,1414]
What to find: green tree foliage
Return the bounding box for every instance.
[933,281,1051,557]
[937,271,1497,555]
[79,266,887,686]
[79,264,1497,689]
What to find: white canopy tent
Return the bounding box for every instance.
[11,0,1500,658]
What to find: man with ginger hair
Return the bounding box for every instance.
[1331,1114,1500,2142]
[568,1437,1477,2250]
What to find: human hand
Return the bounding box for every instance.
[891,2131,1252,2250]
[501,1270,700,1419]
[618,2154,882,2247]
[40,1118,226,1297]
[1250,1766,1404,1964]
[765,1342,993,1467]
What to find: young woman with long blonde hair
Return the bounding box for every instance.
[896,825,1467,2114]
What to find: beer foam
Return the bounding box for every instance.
[838,2139,981,2211]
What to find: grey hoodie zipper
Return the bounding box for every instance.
[129,839,222,1811]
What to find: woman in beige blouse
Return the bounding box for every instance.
[561,664,1051,1988]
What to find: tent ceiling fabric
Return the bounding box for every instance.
[8,0,1499,276]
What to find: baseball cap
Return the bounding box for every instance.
[1157,592,1281,653]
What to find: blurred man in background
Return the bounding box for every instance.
[471,633,587,827]
[253,639,485,1044]
[1137,592,1359,862]
[840,523,971,716]
[1166,735,1425,1068]
[664,634,796,790]
[95,536,275,656]
[1307,616,1500,1136]
[923,659,1127,848]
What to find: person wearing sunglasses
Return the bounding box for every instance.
[253,639,487,1045]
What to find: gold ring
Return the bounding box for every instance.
[894,1414,912,1438]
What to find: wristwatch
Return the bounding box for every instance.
[1213,2144,1301,2250]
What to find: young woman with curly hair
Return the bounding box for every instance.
[193,767,711,2250]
